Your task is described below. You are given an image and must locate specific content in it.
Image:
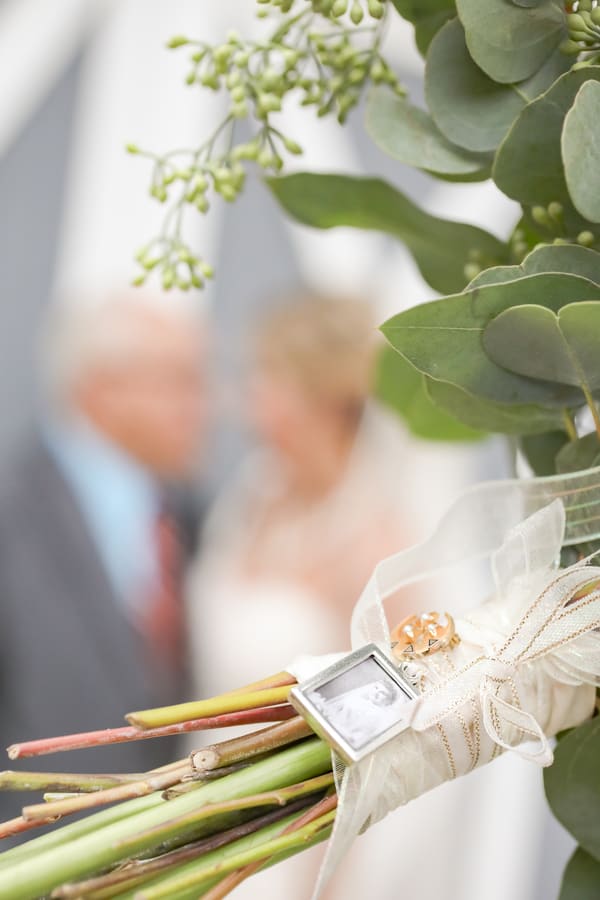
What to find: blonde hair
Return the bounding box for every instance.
[255,293,376,417]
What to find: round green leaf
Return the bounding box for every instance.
[374,346,485,441]
[426,19,570,152]
[267,173,507,294]
[556,432,600,474]
[390,0,456,55]
[493,68,600,233]
[562,81,600,225]
[467,266,523,288]
[559,847,600,900]
[520,431,569,475]
[483,301,600,392]
[456,0,566,84]
[381,273,598,406]
[545,717,600,862]
[523,245,600,284]
[427,380,568,434]
[365,88,492,179]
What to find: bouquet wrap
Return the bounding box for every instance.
[289,472,600,897]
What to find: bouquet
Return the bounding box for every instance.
[0,469,598,900]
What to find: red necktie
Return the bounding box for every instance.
[142,509,185,675]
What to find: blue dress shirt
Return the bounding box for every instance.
[43,416,160,619]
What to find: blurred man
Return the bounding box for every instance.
[0,291,206,824]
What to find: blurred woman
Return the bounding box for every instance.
[187,293,411,698]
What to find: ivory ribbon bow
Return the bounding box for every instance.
[288,466,600,898]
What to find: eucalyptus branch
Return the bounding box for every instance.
[129,0,403,290]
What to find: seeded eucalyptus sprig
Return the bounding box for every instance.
[129,0,402,290]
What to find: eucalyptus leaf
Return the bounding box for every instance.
[562,81,600,225]
[467,266,522,288]
[381,273,600,406]
[374,346,485,441]
[427,380,567,433]
[493,68,600,233]
[522,245,600,284]
[456,0,566,84]
[426,19,570,152]
[365,88,492,179]
[559,847,600,900]
[545,716,600,862]
[556,432,600,474]
[520,431,569,475]
[469,245,600,288]
[390,0,456,55]
[483,302,600,394]
[267,173,507,294]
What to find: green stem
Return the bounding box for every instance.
[582,384,600,439]
[50,797,316,899]
[127,685,292,729]
[0,772,130,793]
[116,773,334,852]
[136,811,336,900]
[0,739,331,900]
[192,717,312,771]
[22,764,191,823]
[562,407,578,442]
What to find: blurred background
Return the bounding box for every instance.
[0,1,574,898]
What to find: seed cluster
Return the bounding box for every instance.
[130,0,402,290]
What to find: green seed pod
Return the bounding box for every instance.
[282,136,303,154]
[231,84,246,102]
[200,261,215,278]
[350,1,364,25]
[125,143,140,154]
[578,0,593,10]
[282,49,300,70]
[219,184,237,202]
[233,50,250,67]
[332,0,348,15]
[166,35,189,49]
[162,268,176,290]
[195,196,210,213]
[191,51,205,63]
[560,38,584,54]
[200,72,219,89]
[191,274,205,289]
[257,148,274,168]
[368,0,384,18]
[370,60,386,83]
[463,262,481,281]
[225,70,242,89]
[213,44,233,64]
[232,101,249,119]
[547,201,563,221]
[531,205,551,227]
[577,230,595,247]
[131,273,147,287]
[591,6,600,25]
[567,13,587,31]
[185,71,196,85]
[257,92,282,115]
[349,67,367,84]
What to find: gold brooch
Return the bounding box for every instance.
[391,611,460,660]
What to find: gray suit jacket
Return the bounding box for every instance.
[0,437,186,826]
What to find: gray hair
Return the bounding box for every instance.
[41,288,203,403]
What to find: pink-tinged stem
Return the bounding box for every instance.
[0,814,59,840]
[7,705,296,760]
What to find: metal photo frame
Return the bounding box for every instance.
[289,643,419,766]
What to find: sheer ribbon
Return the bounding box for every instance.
[288,465,600,898]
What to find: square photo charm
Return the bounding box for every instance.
[290,644,419,765]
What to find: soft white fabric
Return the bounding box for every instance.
[288,493,600,898]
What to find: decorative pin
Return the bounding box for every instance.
[391,611,460,660]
